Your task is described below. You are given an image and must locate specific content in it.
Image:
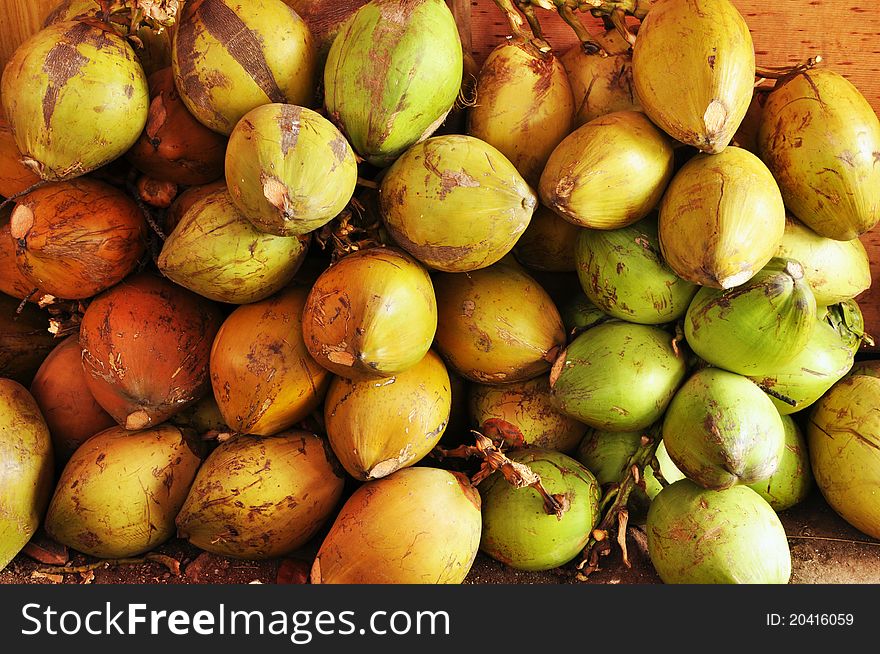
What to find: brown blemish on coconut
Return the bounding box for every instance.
[277,105,302,157]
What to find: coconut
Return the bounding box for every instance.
[575,215,698,324]
[176,431,344,559]
[749,301,863,415]
[282,0,360,60]
[302,247,437,380]
[808,372,880,539]
[659,146,786,289]
[169,393,229,437]
[0,379,53,570]
[512,205,580,272]
[561,30,640,127]
[163,180,226,233]
[1,19,149,180]
[746,415,812,512]
[126,67,228,186]
[467,39,574,186]
[323,0,462,166]
[379,134,536,272]
[479,448,600,571]
[325,350,450,480]
[157,187,309,304]
[79,273,223,430]
[632,0,755,153]
[539,111,674,230]
[549,321,687,432]
[0,294,56,385]
[311,466,482,583]
[45,424,202,558]
[559,290,612,336]
[662,368,785,490]
[29,335,115,464]
[776,215,871,305]
[172,0,317,135]
[210,285,330,436]
[684,258,817,376]
[0,206,44,301]
[0,119,41,198]
[433,262,565,384]
[225,103,357,236]
[469,376,585,453]
[758,69,880,240]
[10,178,147,300]
[647,480,791,584]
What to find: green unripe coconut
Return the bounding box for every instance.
[662,368,785,490]
[647,480,791,584]
[158,187,309,304]
[632,0,755,153]
[479,449,600,571]
[559,290,612,336]
[776,216,871,306]
[747,415,813,512]
[684,258,817,376]
[1,20,148,180]
[759,69,880,241]
[323,0,462,166]
[173,0,317,135]
[469,376,585,453]
[0,380,53,571]
[575,216,698,324]
[380,134,536,273]
[549,322,687,432]
[45,424,202,558]
[225,103,357,236]
[808,373,880,539]
[539,111,674,230]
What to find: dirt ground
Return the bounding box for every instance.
[2,487,878,585]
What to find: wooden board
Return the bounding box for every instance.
[1,0,879,344]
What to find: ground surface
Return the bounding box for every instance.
[2,488,878,585]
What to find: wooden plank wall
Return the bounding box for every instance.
[1,0,880,344]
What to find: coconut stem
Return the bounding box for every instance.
[576,430,659,580]
[755,55,823,81]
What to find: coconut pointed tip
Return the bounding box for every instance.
[9,203,34,240]
[784,260,805,280]
[548,346,568,388]
[718,269,754,289]
[310,557,323,584]
[125,409,151,430]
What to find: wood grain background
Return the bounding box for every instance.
[1,0,879,345]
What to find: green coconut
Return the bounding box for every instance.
[311,466,482,583]
[749,300,864,415]
[380,134,536,272]
[45,424,203,558]
[776,215,871,305]
[1,19,148,180]
[432,262,565,384]
[0,379,53,571]
[158,187,309,304]
[662,368,785,490]
[176,431,344,559]
[808,373,880,539]
[647,480,791,584]
[659,146,786,289]
[746,415,812,512]
[758,69,880,240]
[539,111,674,230]
[172,0,317,135]
[323,0,462,166]
[479,448,600,571]
[559,290,612,336]
[632,0,755,153]
[684,258,817,376]
[225,103,357,236]
[575,216,698,324]
[549,321,687,432]
[469,376,585,453]
[467,39,574,187]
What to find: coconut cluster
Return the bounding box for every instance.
[0,0,878,585]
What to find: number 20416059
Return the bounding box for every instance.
[766,614,854,626]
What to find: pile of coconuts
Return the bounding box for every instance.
[1,0,879,585]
